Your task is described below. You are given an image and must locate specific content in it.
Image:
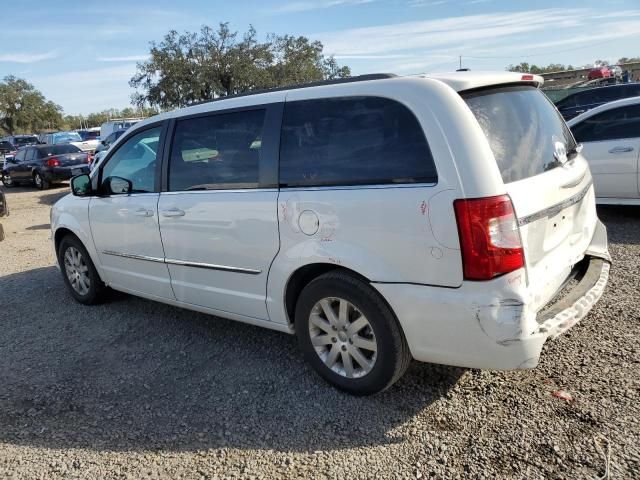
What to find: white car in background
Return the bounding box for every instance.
[568,96,640,205]
[76,128,102,153]
[44,132,97,153]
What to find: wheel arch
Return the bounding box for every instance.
[283,263,372,327]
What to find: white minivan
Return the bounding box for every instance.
[51,72,610,395]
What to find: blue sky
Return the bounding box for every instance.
[0,0,638,115]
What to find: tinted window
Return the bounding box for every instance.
[38,144,82,156]
[571,105,640,143]
[14,136,37,146]
[280,97,436,187]
[101,127,161,193]
[464,86,576,183]
[25,148,35,161]
[0,141,13,150]
[78,131,100,141]
[169,109,265,191]
[14,150,26,161]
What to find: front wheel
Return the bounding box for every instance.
[2,172,16,187]
[58,235,106,304]
[295,271,412,395]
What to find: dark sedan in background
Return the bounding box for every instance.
[1,144,90,189]
[555,83,640,120]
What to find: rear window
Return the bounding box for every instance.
[78,131,100,141]
[280,96,437,187]
[39,144,82,156]
[14,136,37,146]
[463,86,576,184]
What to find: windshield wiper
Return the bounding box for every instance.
[567,143,583,160]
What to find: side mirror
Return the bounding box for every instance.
[70,174,92,197]
[104,176,132,195]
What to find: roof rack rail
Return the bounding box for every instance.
[188,73,397,107]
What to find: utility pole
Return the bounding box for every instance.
[459,55,462,70]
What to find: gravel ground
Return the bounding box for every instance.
[0,184,638,479]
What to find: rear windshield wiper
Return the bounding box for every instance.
[567,143,583,160]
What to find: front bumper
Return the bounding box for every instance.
[373,222,610,370]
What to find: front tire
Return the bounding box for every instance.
[58,235,106,304]
[2,172,16,187]
[295,271,411,395]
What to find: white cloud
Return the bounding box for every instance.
[31,64,138,115]
[97,55,150,62]
[0,51,58,63]
[275,0,373,13]
[409,0,448,6]
[316,8,640,59]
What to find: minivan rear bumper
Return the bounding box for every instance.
[373,222,610,370]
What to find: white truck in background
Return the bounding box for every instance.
[100,118,143,139]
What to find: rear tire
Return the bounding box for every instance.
[2,172,16,187]
[295,271,412,395]
[58,235,106,305]
[34,171,49,190]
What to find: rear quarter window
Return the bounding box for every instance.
[279,96,437,187]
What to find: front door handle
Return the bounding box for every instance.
[608,146,634,154]
[161,208,185,217]
[134,208,154,217]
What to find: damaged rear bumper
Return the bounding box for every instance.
[373,221,610,371]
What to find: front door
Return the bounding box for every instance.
[571,103,640,199]
[158,107,280,320]
[89,124,174,299]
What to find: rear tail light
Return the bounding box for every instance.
[454,195,524,280]
[45,157,60,167]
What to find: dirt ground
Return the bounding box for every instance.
[0,184,638,479]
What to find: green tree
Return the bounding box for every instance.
[130,23,351,109]
[506,62,573,74]
[0,76,64,134]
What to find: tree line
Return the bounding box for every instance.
[0,23,349,135]
[507,57,640,74]
[1,18,636,135]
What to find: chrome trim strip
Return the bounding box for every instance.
[102,250,165,263]
[165,258,262,275]
[102,250,261,275]
[280,182,437,192]
[518,181,593,226]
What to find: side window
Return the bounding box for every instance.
[25,148,35,161]
[572,105,640,143]
[280,96,437,187]
[168,109,265,191]
[14,150,26,162]
[101,126,161,193]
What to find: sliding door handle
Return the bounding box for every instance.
[608,146,633,154]
[161,208,185,217]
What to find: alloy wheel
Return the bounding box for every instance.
[64,246,91,295]
[308,297,378,378]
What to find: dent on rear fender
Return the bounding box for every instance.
[471,274,540,346]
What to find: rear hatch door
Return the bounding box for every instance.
[463,85,598,306]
